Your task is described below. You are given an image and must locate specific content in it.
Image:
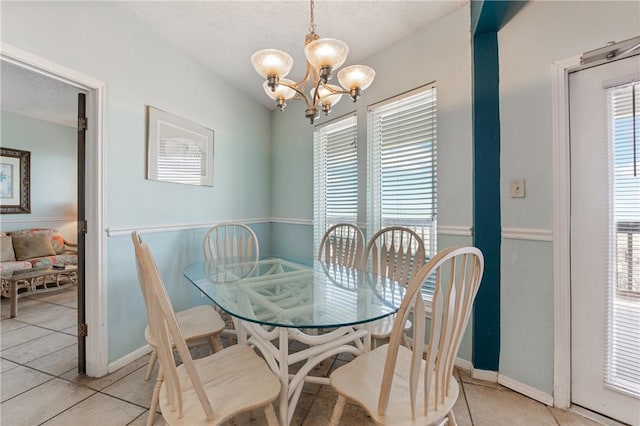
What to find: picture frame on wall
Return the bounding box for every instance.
[0,147,31,214]
[146,106,214,187]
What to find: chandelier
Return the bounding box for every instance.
[251,0,375,124]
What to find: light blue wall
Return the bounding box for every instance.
[498,1,640,394]
[1,2,272,361]
[0,112,77,241]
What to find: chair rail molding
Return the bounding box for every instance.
[502,227,553,242]
[270,217,313,226]
[1,42,108,377]
[0,216,76,224]
[437,225,472,236]
[106,218,274,237]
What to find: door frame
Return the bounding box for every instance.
[1,43,109,377]
[551,54,580,409]
[552,51,640,410]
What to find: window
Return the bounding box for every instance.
[367,84,438,260]
[313,115,358,255]
[605,81,640,396]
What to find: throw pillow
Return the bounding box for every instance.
[9,228,65,254]
[50,232,65,254]
[12,234,56,260]
[0,236,16,262]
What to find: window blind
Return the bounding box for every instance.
[368,85,437,295]
[605,82,640,397]
[313,115,358,255]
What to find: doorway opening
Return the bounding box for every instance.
[1,44,107,377]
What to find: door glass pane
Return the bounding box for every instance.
[606,82,640,397]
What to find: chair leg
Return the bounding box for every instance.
[147,368,163,426]
[264,403,278,426]
[145,349,157,381]
[209,335,224,353]
[447,409,457,426]
[329,395,346,426]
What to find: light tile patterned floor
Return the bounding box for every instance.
[1,287,603,425]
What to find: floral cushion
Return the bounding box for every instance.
[0,261,33,271]
[30,253,78,268]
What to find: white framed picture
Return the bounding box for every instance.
[147,106,214,187]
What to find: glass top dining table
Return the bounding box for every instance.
[183,257,405,329]
[183,257,406,426]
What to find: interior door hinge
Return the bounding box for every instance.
[78,323,88,337]
[78,220,88,234]
[78,117,88,131]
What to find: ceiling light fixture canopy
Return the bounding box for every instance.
[251,0,375,124]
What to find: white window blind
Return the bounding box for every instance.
[313,115,358,255]
[368,85,437,292]
[605,81,640,397]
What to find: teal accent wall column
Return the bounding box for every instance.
[472,31,501,371]
[471,0,512,372]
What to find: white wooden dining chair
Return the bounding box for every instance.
[203,223,259,342]
[361,226,426,347]
[317,223,365,269]
[203,222,259,271]
[136,234,281,426]
[132,232,225,426]
[329,246,484,426]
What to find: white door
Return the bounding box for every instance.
[570,54,640,425]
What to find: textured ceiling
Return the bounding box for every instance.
[1,61,80,128]
[116,0,468,108]
[1,1,467,126]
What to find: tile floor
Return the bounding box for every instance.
[1,287,604,426]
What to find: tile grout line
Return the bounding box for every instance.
[459,376,475,425]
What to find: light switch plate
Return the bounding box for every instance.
[510,179,525,198]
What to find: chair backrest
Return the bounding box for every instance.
[134,232,215,421]
[132,232,151,311]
[362,226,426,286]
[203,223,259,279]
[377,246,484,419]
[317,223,365,269]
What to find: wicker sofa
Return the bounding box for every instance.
[0,228,78,271]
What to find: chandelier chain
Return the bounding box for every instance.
[309,0,316,34]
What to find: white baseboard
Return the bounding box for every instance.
[107,344,152,374]
[455,357,473,372]
[472,368,499,382]
[498,374,554,406]
[570,405,628,426]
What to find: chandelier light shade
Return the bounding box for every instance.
[304,38,349,70]
[251,0,375,124]
[251,49,294,79]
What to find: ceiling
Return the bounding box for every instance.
[1,60,81,128]
[1,1,467,127]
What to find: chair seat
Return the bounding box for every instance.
[366,314,411,340]
[144,305,225,346]
[159,344,281,425]
[330,344,459,426]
